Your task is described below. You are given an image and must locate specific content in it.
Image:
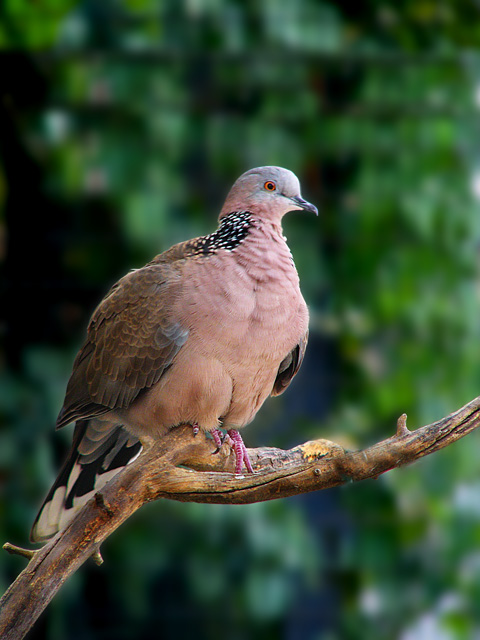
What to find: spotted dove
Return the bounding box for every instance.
[31,166,317,542]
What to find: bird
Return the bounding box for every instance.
[30,166,317,543]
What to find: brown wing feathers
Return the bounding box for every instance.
[57,264,189,429]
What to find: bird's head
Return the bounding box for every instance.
[219,166,318,222]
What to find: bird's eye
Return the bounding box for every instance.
[264,181,276,191]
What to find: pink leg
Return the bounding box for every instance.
[227,429,253,474]
[210,428,224,450]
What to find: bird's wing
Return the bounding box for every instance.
[271,330,308,397]
[56,262,189,428]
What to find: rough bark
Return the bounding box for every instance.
[2,395,480,639]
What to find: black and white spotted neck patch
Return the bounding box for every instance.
[187,210,253,256]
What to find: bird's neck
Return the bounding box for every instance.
[162,211,287,263]
[211,209,285,251]
[235,214,297,286]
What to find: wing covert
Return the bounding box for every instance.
[56,263,188,428]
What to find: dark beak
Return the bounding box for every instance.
[289,195,318,216]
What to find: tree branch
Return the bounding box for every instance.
[2,395,480,639]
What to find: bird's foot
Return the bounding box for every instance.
[210,428,224,450]
[227,429,253,475]
[208,428,253,474]
[192,422,200,436]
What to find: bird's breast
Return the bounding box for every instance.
[176,232,308,365]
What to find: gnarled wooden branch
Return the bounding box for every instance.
[2,395,480,639]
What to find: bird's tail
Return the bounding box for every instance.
[30,418,142,543]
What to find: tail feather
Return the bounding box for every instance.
[31,419,142,543]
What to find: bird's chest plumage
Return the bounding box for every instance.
[179,227,308,371]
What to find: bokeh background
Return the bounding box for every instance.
[2,1,480,639]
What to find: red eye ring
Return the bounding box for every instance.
[264,181,276,191]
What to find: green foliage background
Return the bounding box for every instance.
[1,1,480,639]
